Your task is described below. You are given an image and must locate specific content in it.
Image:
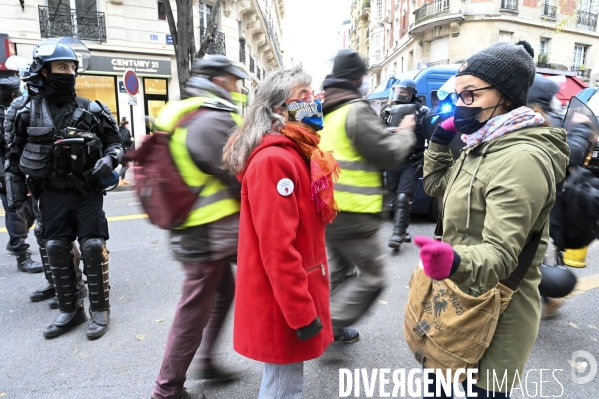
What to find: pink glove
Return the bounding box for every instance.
[439,116,458,133]
[414,236,458,280]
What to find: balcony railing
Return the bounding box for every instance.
[200,28,226,56]
[239,38,246,64]
[428,59,449,66]
[576,10,598,31]
[572,66,592,79]
[415,0,450,22]
[542,4,557,18]
[38,5,106,42]
[500,0,518,11]
[250,56,255,74]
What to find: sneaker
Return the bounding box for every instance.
[189,365,240,381]
[121,179,131,186]
[334,328,360,344]
[543,298,564,318]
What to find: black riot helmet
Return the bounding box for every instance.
[389,77,417,104]
[24,37,89,87]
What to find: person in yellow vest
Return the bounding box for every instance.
[150,56,247,399]
[319,50,416,346]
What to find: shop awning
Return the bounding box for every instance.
[541,73,588,105]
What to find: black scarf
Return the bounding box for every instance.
[39,75,76,105]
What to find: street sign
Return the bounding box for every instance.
[123,69,139,97]
[118,81,126,93]
[150,34,159,41]
[166,35,173,45]
[128,96,137,106]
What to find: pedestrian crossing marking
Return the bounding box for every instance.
[0,214,148,233]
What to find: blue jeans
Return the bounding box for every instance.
[425,374,511,398]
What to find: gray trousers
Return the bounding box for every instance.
[327,232,387,336]
[258,362,304,399]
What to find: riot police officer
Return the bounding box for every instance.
[383,78,428,250]
[3,38,123,339]
[0,76,45,274]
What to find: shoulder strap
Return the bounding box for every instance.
[499,222,545,291]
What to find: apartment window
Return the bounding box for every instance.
[498,31,513,42]
[200,2,213,30]
[158,0,167,20]
[374,34,382,62]
[377,0,383,20]
[540,39,547,54]
[573,45,587,66]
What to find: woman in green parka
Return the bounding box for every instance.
[413,41,570,397]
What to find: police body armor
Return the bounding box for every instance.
[383,102,428,160]
[5,95,118,197]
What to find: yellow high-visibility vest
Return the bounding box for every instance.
[319,103,383,213]
[155,97,242,228]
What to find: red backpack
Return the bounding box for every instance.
[130,110,204,230]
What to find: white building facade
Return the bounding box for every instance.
[0,0,284,144]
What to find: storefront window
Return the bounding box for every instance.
[76,75,118,118]
[144,78,168,95]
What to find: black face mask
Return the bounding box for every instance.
[453,97,504,135]
[40,73,76,104]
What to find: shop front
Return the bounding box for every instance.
[77,53,172,144]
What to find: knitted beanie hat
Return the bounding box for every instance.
[332,49,367,80]
[456,40,536,107]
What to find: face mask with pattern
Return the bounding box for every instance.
[286,98,324,131]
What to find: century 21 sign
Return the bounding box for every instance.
[85,55,171,76]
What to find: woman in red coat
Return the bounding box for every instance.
[223,65,339,398]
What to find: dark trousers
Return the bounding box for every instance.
[1,193,37,256]
[153,258,235,399]
[388,159,420,196]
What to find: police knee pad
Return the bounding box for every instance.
[46,238,73,259]
[396,193,412,206]
[80,237,107,258]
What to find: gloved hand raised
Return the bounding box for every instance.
[92,155,114,177]
[430,116,458,145]
[296,316,323,340]
[414,236,460,280]
[16,200,35,222]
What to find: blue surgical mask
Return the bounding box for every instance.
[286,99,324,131]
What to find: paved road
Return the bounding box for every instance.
[1,190,598,398]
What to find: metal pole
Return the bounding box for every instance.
[130,104,135,139]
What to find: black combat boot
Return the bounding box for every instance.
[16,251,43,273]
[48,244,86,310]
[30,226,55,302]
[388,193,411,250]
[43,239,88,339]
[82,238,110,340]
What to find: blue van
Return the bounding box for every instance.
[370,65,459,220]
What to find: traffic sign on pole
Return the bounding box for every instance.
[123,69,139,97]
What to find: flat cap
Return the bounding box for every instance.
[0,76,21,90]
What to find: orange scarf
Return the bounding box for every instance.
[280,122,340,224]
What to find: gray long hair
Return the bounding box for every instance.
[222,64,312,175]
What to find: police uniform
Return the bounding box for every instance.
[4,38,123,339]
[0,76,44,274]
[383,78,428,249]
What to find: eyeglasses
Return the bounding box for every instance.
[450,85,495,105]
[283,92,325,106]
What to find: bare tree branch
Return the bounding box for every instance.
[164,0,196,96]
[197,0,222,59]
[163,0,178,48]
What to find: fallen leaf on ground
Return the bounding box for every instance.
[155,319,164,323]
[378,300,388,305]
[589,324,597,330]
[591,337,598,342]
[569,322,580,329]
[135,334,148,340]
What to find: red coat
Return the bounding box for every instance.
[233,134,333,364]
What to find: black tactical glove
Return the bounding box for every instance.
[16,200,35,221]
[296,316,323,341]
[92,155,114,177]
